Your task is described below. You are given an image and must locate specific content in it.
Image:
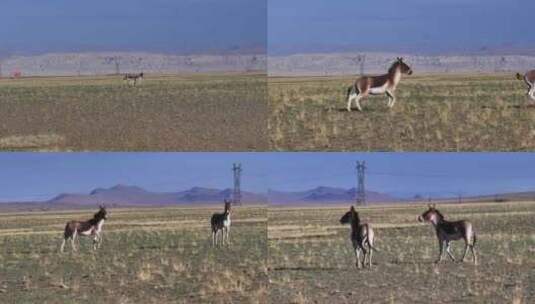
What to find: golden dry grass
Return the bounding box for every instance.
[269,74,535,151]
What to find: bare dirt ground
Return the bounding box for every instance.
[0,73,267,151]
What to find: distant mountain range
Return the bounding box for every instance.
[2,184,534,210]
[268,186,396,205]
[46,184,267,206]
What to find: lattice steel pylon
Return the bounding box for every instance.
[356,161,366,206]
[232,163,242,206]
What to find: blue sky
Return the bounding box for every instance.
[0,0,266,55]
[1,153,535,202]
[269,0,535,54]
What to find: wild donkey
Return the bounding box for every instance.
[123,72,144,86]
[347,57,413,111]
[516,70,535,101]
[211,199,232,247]
[340,206,377,268]
[60,205,107,253]
[418,204,477,264]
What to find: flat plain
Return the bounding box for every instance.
[0,206,267,303]
[269,74,535,151]
[268,201,535,303]
[0,73,267,151]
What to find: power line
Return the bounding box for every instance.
[356,161,366,206]
[232,163,242,206]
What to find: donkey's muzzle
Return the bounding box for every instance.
[417,216,423,222]
[408,70,413,75]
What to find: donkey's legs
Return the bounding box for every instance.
[445,242,456,262]
[470,245,478,265]
[435,240,444,263]
[354,95,363,112]
[462,242,470,262]
[347,93,357,112]
[212,230,216,247]
[71,231,78,252]
[361,245,368,268]
[226,227,231,246]
[529,85,535,101]
[386,90,396,108]
[60,238,67,253]
[355,247,362,269]
[368,242,373,267]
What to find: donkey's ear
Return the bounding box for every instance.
[350,205,355,211]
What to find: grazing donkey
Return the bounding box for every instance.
[516,70,535,101]
[340,206,376,268]
[60,205,107,253]
[346,57,413,111]
[418,204,477,264]
[211,199,232,247]
[123,72,144,86]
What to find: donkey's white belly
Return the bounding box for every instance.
[369,85,387,95]
[79,229,93,236]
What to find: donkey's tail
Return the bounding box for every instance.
[368,242,380,252]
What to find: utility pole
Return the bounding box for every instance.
[114,57,120,75]
[356,161,366,206]
[232,163,242,206]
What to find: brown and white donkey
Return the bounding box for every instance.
[347,57,413,111]
[211,199,232,247]
[340,206,377,268]
[516,70,535,101]
[60,205,107,253]
[418,204,477,264]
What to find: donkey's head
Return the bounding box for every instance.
[418,204,443,224]
[340,206,359,225]
[516,72,523,80]
[393,57,413,75]
[223,199,232,215]
[95,205,108,221]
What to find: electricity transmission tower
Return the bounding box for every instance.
[356,161,367,206]
[232,163,242,206]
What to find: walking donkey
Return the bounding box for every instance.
[347,57,413,111]
[340,206,377,268]
[418,204,477,264]
[123,72,144,86]
[516,70,535,101]
[211,199,232,247]
[60,205,107,253]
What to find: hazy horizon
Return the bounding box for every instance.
[2,153,535,202]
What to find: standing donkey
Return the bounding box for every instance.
[211,199,232,247]
[60,205,107,253]
[340,206,377,268]
[516,70,535,101]
[123,72,144,86]
[418,204,477,264]
[347,57,413,111]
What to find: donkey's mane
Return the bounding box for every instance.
[388,61,401,74]
[433,208,445,221]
